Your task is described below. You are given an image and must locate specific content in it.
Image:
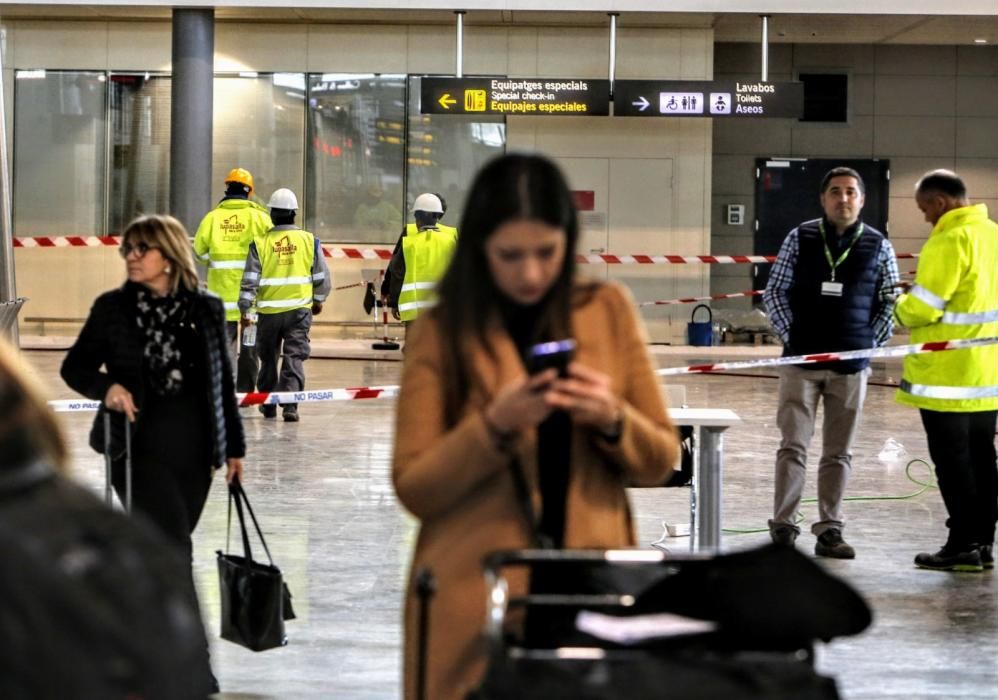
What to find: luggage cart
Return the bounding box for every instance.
[470,547,858,700]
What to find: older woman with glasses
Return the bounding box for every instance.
[61,214,245,692]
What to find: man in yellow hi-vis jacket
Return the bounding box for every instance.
[239,188,331,422]
[895,169,998,573]
[194,167,272,392]
[383,193,458,326]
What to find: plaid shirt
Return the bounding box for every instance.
[763,222,900,347]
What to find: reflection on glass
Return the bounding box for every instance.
[14,70,107,236]
[405,76,506,232]
[306,73,406,243]
[213,74,306,214]
[109,74,171,233]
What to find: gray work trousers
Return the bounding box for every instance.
[256,309,312,411]
[770,364,869,536]
[225,321,260,394]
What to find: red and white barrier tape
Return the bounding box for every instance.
[656,336,998,376]
[13,236,918,264]
[50,338,998,412]
[237,386,399,406]
[639,290,762,307]
[48,385,401,412]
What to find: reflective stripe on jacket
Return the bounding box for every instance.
[193,198,272,321]
[895,203,998,411]
[398,226,458,321]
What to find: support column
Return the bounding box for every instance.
[0,28,19,343]
[170,9,214,235]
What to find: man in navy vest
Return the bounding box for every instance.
[763,167,900,558]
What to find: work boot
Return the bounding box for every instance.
[770,524,798,547]
[259,404,276,419]
[980,544,994,570]
[283,406,300,422]
[814,528,855,559]
[914,546,983,572]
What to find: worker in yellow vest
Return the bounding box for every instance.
[895,170,998,573]
[383,193,458,327]
[193,167,272,392]
[238,188,331,422]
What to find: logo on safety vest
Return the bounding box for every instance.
[272,235,298,257]
[219,214,246,242]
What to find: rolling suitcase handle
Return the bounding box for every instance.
[103,410,132,513]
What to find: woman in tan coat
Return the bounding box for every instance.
[392,153,680,700]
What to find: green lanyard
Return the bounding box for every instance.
[819,220,864,281]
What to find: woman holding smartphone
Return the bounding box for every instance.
[392,153,680,700]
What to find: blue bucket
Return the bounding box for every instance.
[687,304,714,347]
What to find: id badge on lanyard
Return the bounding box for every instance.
[820,221,863,298]
[821,281,844,297]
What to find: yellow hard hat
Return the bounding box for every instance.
[225,167,254,193]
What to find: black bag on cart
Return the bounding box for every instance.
[469,546,870,700]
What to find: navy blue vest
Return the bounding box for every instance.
[786,218,884,374]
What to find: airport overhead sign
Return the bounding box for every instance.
[613,80,803,118]
[421,77,611,116]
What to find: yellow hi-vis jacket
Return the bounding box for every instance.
[398,225,458,321]
[895,203,998,412]
[193,198,272,321]
[239,225,332,316]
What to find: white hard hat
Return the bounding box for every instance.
[268,188,299,210]
[412,193,443,214]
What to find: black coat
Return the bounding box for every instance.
[61,282,245,467]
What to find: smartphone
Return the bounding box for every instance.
[527,339,577,377]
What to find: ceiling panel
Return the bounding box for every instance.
[0,7,993,45]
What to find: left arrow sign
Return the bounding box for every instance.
[438,93,457,109]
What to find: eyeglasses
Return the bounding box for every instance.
[118,241,157,259]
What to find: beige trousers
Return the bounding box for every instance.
[770,364,870,536]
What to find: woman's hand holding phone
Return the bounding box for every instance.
[545,362,622,435]
[485,369,558,435]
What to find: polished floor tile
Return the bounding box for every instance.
[28,346,998,699]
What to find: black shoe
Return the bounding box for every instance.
[979,544,994,570]
[914,546,983,572]
[815,528,855,559]
[283,407,299,422]
[259,404,276,419]
[770,524,798,547]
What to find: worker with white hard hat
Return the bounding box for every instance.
[238,188,331,422]
[383,192,459,328]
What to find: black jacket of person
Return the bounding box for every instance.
[61,281,245,467]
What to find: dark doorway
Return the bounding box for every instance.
[753,158,890,294]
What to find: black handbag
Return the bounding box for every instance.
[216,479,295,652]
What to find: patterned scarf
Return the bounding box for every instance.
[135,287,188,396]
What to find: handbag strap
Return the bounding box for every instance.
[227,480,255,563]
[229,479,276,566]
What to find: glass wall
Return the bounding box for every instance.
[405,76,506,231]
[213,73,306,212]
[14,70,107,236]
[109,74,171,233]
[13,71,504,242]
[306,73,407,243]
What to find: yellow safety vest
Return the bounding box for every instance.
[405,222,458,238]
[398,226,458,321]
[256,227,317,315]
[193,199,272,321]
[895,204,998,411]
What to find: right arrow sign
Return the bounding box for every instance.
[614,80,803,118]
